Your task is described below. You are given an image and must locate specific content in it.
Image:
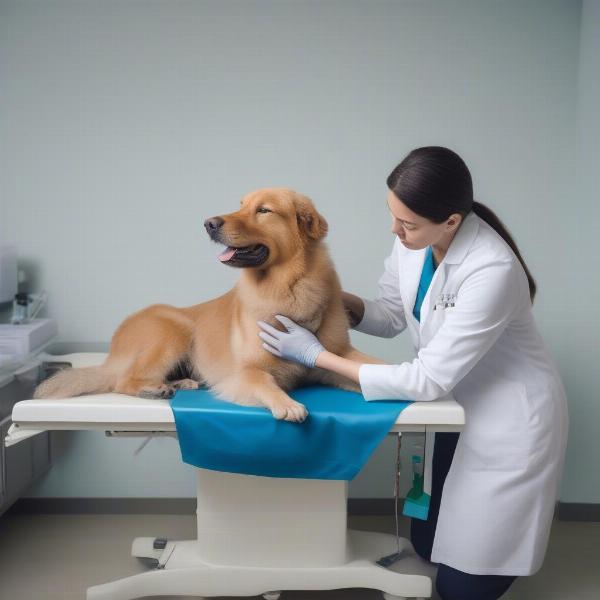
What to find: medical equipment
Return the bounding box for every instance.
[0,245,17,303]
[412,454,424,494]
[402,444,429,521]
[0,319,58,377]
[11,290,48,324]
[376,432,406,568]
[0,359,52,516]
[11,293,29,324]
[5,352,464,600]
[0,318,57,356]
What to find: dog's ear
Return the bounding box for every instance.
[295,195,328,241]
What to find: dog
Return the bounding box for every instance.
[34,187,384,422]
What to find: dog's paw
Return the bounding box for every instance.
[138,384,175,399]
[271,398,308,423]
[169,378,201,390]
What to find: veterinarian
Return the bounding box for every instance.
[257,146,568,600]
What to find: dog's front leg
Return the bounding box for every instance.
[212,368,308,423]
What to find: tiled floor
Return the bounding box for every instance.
[0,512,598,599]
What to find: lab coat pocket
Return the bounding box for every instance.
[457,373,531,472]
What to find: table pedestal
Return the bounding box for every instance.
[86,468,434,600]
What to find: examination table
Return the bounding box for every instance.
[4,353,465,600]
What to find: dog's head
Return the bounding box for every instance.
[204,188,328,269]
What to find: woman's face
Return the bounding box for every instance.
[386,191,461,250]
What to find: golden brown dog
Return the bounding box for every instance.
[34,187,382,422]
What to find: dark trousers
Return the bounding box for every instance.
[410,432,517,600]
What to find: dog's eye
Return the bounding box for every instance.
[256,207,271,214]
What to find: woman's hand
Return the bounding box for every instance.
[341,291,365,328]
[257,315,325,368]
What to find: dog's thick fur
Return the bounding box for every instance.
[34,188,383,421]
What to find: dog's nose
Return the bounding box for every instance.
[204,217,225,233]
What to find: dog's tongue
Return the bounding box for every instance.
[218,246,237,262]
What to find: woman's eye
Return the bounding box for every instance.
[257,207,271,214]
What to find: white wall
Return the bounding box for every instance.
[559,0,600,504]
[0,0,589,500]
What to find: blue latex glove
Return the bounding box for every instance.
[257,315,325,368]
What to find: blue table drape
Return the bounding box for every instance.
[171,385,411,480]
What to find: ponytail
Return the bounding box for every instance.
[472,201,536,303]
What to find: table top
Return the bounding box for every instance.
[8,353,465,440]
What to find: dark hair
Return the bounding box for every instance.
[387,146,536,303]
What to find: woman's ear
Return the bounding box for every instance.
[446,213,463,232]
[295,195,329,241]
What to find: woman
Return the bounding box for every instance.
[257,146,568,600]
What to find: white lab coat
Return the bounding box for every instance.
[355,210,568,576]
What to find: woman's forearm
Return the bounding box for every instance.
[315,350,362,383]
[314,348,389,383]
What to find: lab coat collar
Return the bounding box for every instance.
[441,210,480,265]
[400,211,480,343]
[417,212,479,337]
